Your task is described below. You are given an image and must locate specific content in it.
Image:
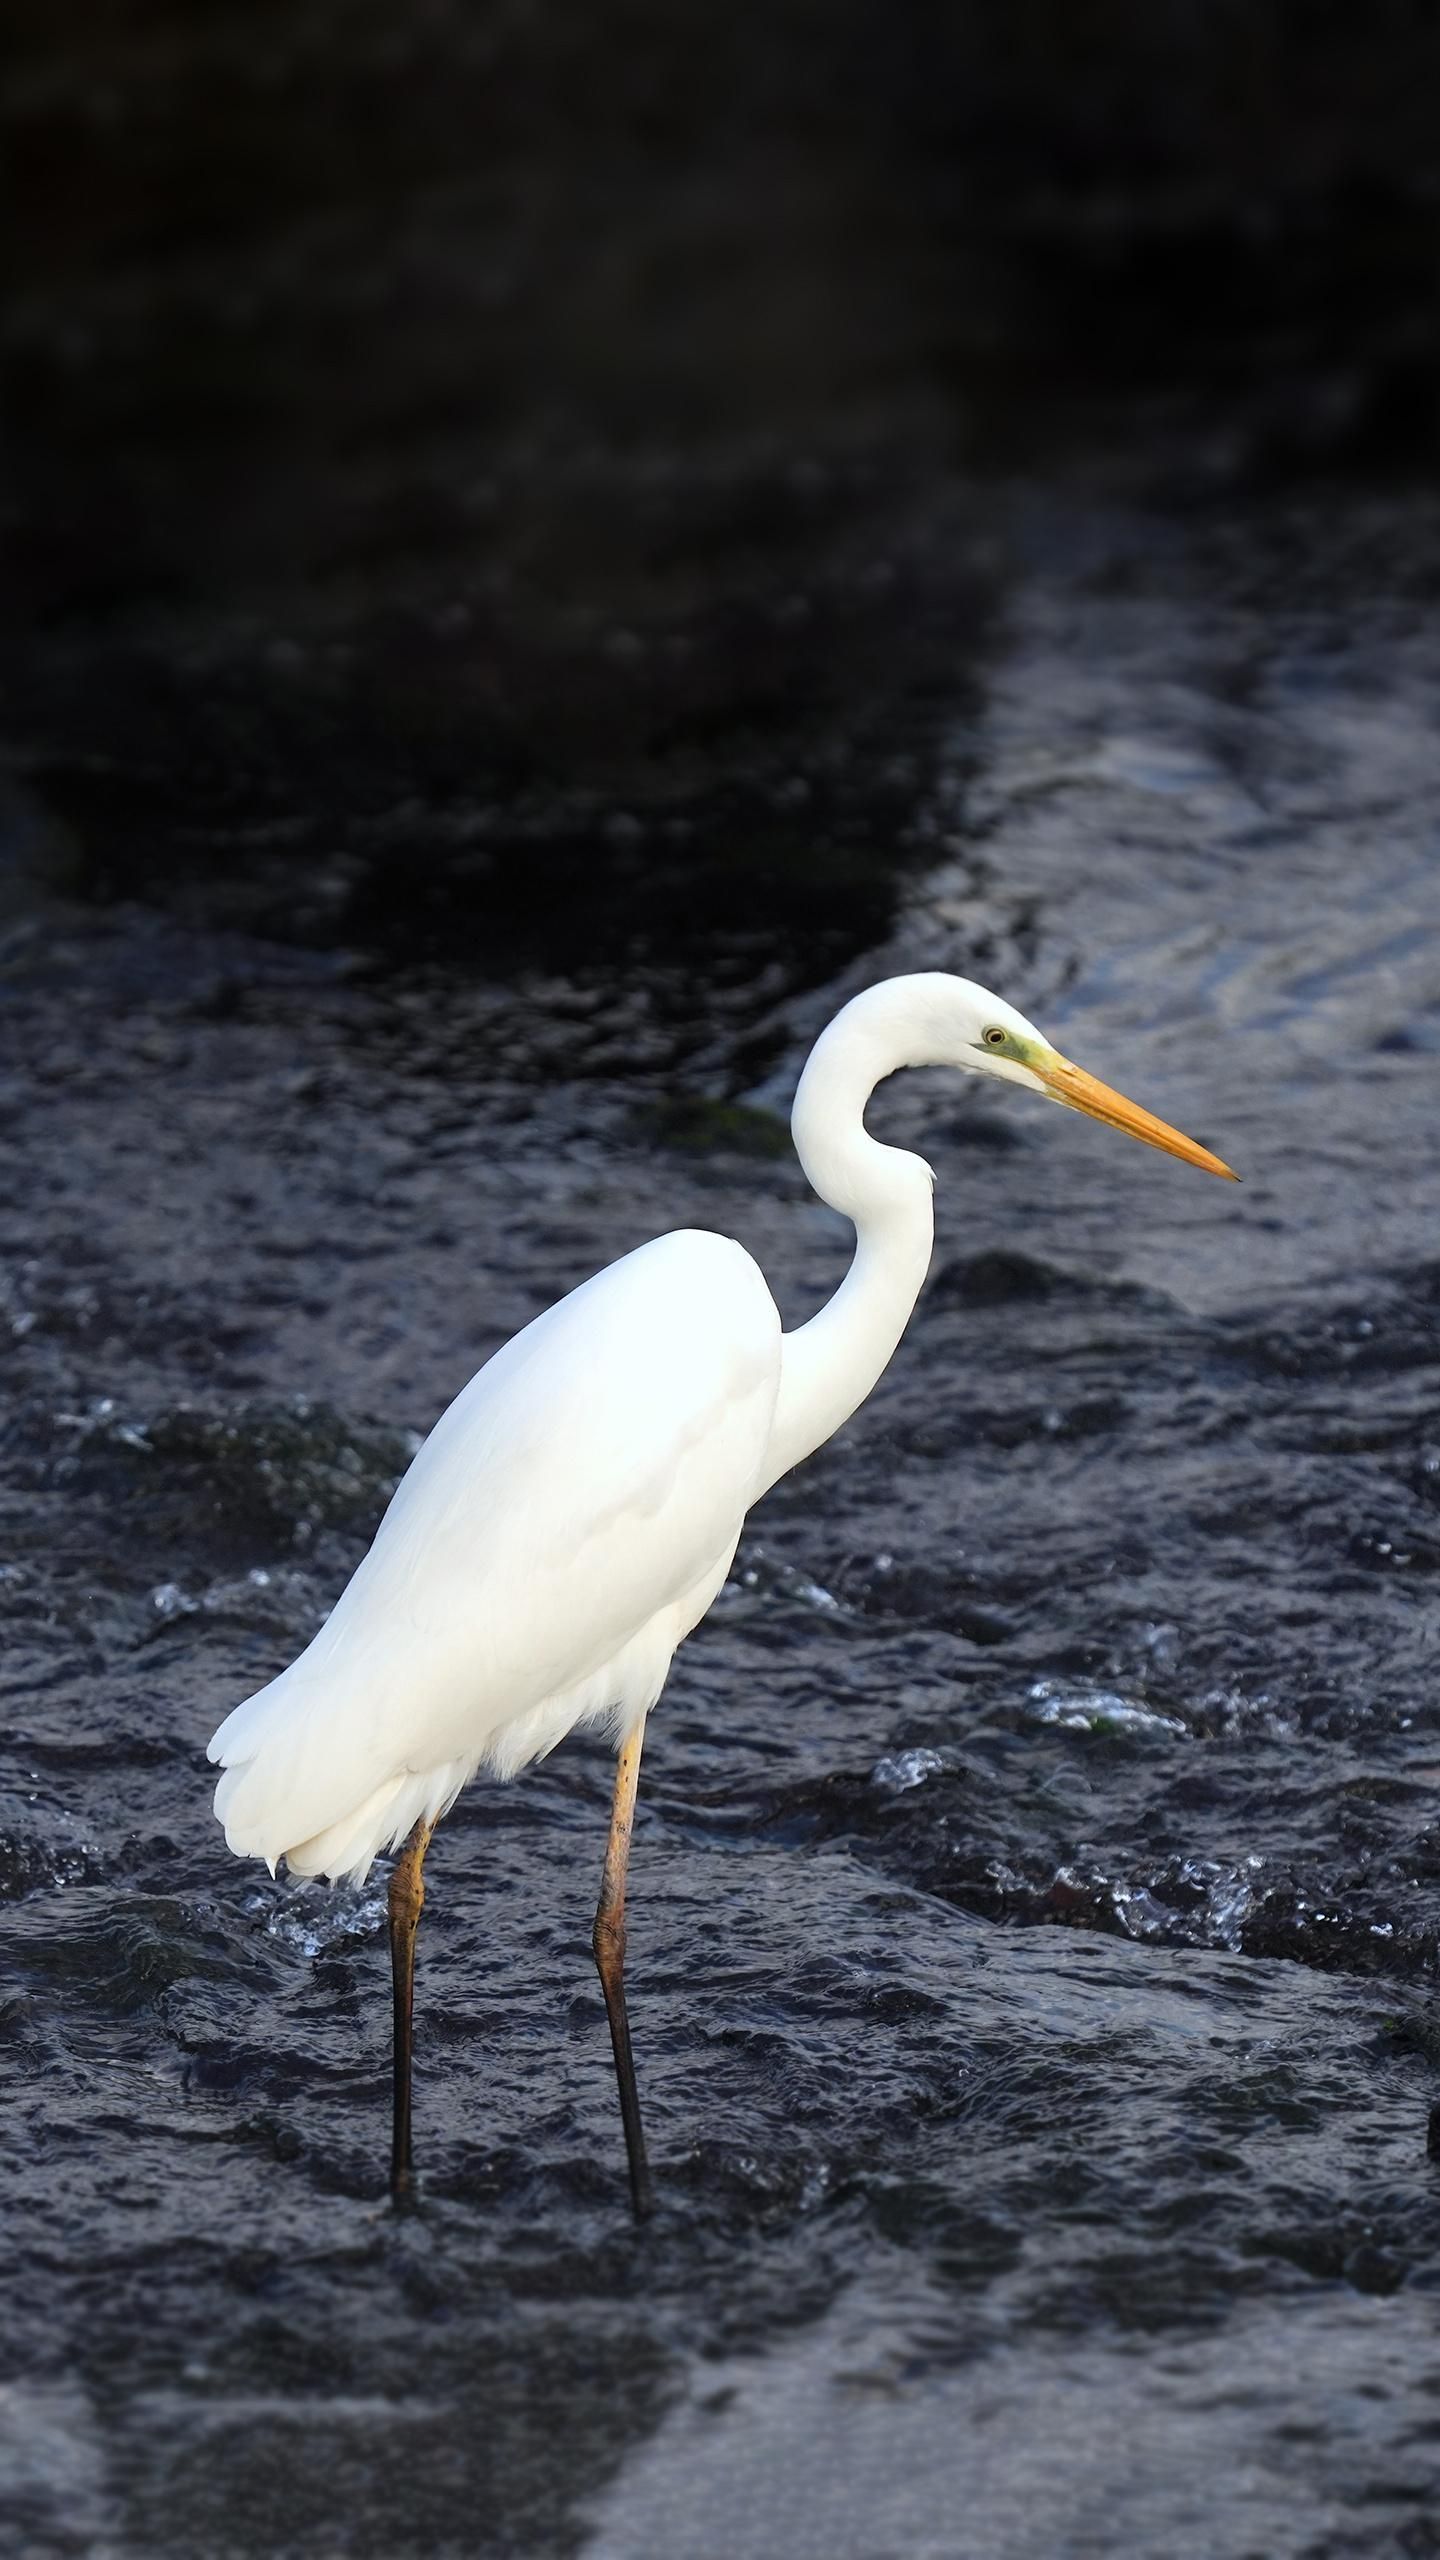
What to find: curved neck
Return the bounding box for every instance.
[760,983,939,1493]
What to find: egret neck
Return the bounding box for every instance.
[762,981,938,1492]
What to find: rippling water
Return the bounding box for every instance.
[4,472,1440,2557]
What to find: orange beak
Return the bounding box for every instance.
[1036,1053,1238,1181]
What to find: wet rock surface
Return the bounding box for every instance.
[5,4,1440,2556]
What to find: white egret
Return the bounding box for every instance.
[209,973,1235,2213]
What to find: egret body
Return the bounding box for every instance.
[209,973,1234,2211]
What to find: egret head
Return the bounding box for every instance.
[950,979,1237,1180]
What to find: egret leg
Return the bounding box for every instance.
[388,1815,436,2201]
[593,1725,654,2221]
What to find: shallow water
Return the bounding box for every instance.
[4,453,1440,2556]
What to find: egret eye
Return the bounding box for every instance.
[982,1026,1008,1048]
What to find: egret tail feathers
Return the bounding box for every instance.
[213,1725,472,1887]
[207,1659,455,1885]
[283,1764,471,1885]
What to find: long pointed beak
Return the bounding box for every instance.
[1036,1052,1239,1181]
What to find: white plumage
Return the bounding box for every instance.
[211,1228,780,1880]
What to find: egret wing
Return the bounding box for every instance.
[209,1230,780,1857]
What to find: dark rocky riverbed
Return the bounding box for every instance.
[4,5,1440,2555]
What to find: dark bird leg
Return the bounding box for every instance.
[593,1725,654,2220]
[388,1815,436,2201]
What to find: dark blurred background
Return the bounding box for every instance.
[4,0,1438,979]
